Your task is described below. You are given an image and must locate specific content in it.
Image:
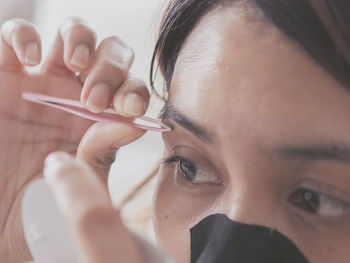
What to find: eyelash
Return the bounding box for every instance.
[162,155,198,184]
[162,155,182,165]
[289,188,350,218]
[162,155,220,185]
[162,155,350,219]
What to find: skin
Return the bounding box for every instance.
[2,3,350,263]
[0,18,149,262]
[154,5,350,263]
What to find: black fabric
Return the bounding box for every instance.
[190,214,310,263]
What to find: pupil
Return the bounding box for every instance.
[179,159,197,181]
[303,190,319,212]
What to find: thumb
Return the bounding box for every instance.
[77,122,145,183]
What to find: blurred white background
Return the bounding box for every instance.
[1,0,168,237]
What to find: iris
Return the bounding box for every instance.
[179,159,197,182]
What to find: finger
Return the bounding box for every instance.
[43,17,96,75]
[77,122,145,183]
[0,19,41,69]
[44,152,142,263]
[80,36,134,113]
[113,74,150,117]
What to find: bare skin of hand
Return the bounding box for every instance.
[0,18,149,263]
[44,151,145,263]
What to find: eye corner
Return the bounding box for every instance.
[288,186,350,221]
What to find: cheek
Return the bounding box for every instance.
[291,220,350,263]
[153,172,192,261]
[153,168,224,261]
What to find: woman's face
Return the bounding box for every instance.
[153,5,350,263]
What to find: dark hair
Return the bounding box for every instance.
[150,0,350,98]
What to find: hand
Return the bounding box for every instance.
[43,150,144,263]
[0,18,149,262]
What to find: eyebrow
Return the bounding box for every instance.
[160,103,350,163]
[277,144,350,163]
[159,102,214,143]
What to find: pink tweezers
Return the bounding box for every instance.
[22,92,172,132]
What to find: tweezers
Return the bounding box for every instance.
[22,92,172,132]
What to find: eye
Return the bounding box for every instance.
[289,188,350,217]
[162,155,220,185]
[179,159,197,182]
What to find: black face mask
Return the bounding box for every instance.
[190,214,310,263]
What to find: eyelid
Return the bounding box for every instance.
[289,189,350,225]
[162,155,181,165]
[161,145,222,184]
[293,177,350,204]
[162,146,215,170]
[288,178,350,224]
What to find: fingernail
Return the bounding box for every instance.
[44,152,72,181]
[25,42,39,66]
[45,152,70,167]
[122,92,147,116]
[71,43,90,68]
[86,83,111,113]
[113,95,123,113]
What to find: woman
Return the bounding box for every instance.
[1,0,349,262]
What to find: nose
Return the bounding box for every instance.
[220,181,282,229]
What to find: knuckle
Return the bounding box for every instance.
[77,145,116,177]
[81,147,116,173]
[93,150,117,169]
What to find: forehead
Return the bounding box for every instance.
[168,5,350,147]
